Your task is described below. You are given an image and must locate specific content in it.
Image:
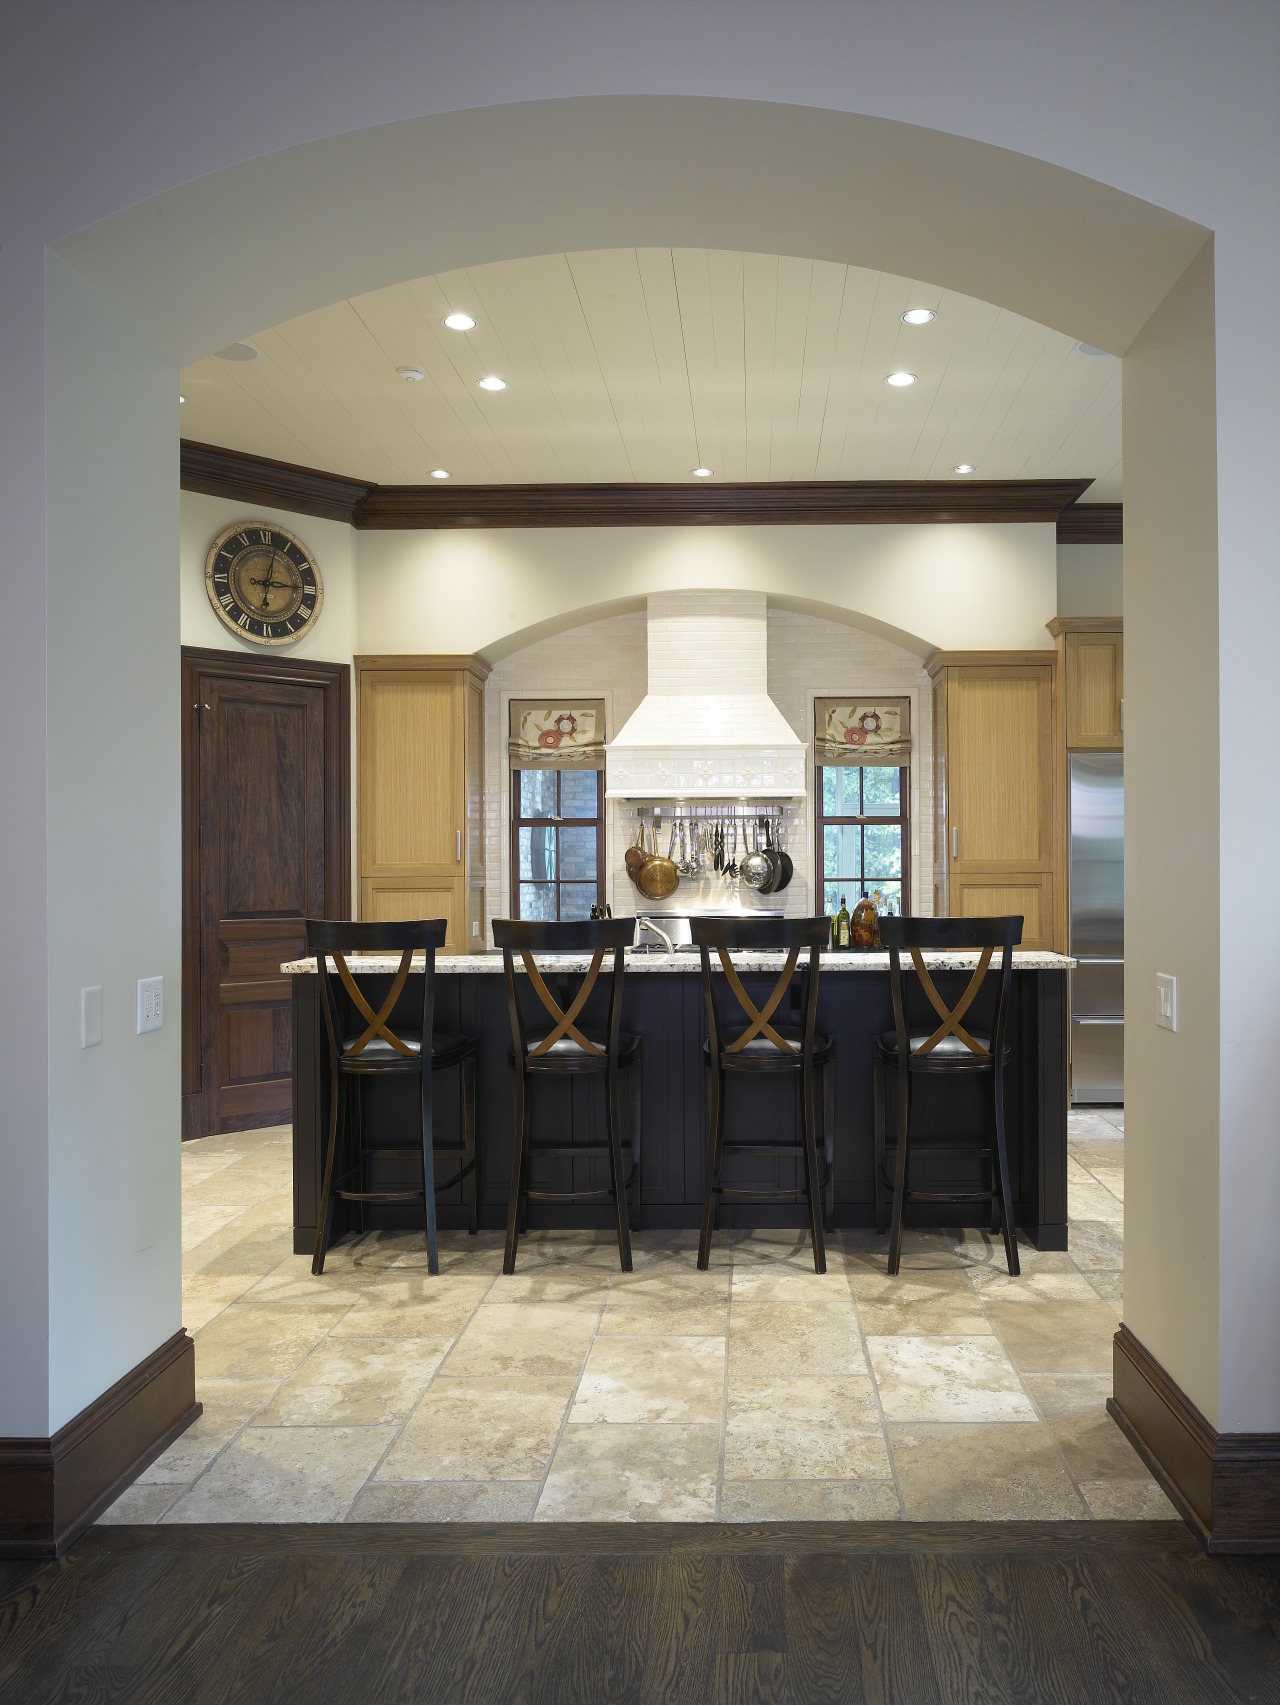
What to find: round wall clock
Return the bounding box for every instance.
[204,521,323,646]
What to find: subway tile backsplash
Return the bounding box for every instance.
[484,607,933,938]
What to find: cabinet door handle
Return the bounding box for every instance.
[456,829,462,863]
[951,826,959,861]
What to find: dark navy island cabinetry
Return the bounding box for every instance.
[287,951,1071,1255]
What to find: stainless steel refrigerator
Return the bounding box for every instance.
[1069,753,1124,1103]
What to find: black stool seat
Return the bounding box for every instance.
[875,1030,1008,1069]
[516,1030,641,1070]
[493,917,642,1273]
[308,918,479,1276]
[340,1029,474,1067]
[876,916,1022,1277]
[704,1026,832,1068]
[692,917,834,1273]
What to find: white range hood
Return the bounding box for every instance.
[605,590,807,799]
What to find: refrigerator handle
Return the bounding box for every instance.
[1074,1016,1124,1025]
[1074,957,1124,965]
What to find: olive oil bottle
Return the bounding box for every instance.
[835,895,851,950]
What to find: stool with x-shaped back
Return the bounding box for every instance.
[691,916,834,1273]
[307,918,478,1276]
[492,917,641,1273]
[876,914,1023,1276]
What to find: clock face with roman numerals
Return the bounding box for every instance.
[204,521,323,646]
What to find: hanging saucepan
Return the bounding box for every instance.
[771,819,794,892]
[740,821,773,891]
[636,821,680,901]
[624,823,647,884]
[757,819,785,894]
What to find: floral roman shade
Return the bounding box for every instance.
[508,698,606,768]
[814,697,911,767]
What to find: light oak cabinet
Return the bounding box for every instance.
[1049,617,1123,749]
[928,652,1058,950]
[356,655,489,952]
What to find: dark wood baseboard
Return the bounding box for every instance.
[1110,1324,1280,1553]
[0,1331,200,1558]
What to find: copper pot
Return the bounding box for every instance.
[624,826,647,884]
[635,822,680,901]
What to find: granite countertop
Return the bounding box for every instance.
[283,948,1075,974]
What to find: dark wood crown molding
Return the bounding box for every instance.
[1057,502,1123,544]
[181,441,375,523]
[182,442,1094,530]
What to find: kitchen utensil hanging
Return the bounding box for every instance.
[772,818,795,891]
[624,824,647,883]
[636,821,680,900]
[740,821,772,891]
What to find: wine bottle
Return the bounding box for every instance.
[836,895,851,950]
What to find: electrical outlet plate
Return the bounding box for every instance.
[137,975,163,1034]
[1156,971,1177,1032]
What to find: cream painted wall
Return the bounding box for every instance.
[1056,544,1122,618]
[1123,245,1222,1425]
[180,492,358,663]
[43,256,181,1431]
[358,523,1059,659]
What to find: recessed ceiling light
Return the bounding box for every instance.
[902,308,937,325]
[884,371,917,387]
[691,466,714,478]
[443,312,476,331]
[179,394,186,404]
[476,375,507,391]
[397,365,425,382]
[214,341,259,363]
[1076,342,1109,357]
[952,463,977,474]
[429,468,451,480]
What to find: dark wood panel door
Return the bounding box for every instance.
[183,649,349,1138]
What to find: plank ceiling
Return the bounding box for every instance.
[180,250,1122,498]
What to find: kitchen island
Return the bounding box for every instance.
[285,948,1072,1255]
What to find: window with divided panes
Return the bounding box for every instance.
[511,767,605,921]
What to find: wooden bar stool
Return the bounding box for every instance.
[876,914,1023,1276]
[492,917,641,1273]
[691,916,834,1273]
[307,918,478,1277]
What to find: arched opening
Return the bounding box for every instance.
[31,96,1237,1536]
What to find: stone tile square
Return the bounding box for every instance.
[487,1264,612,1304]
[184,1224,297,1280]
[182,1273,258,1333]
[730,1229,828,1269]
[184,1166,291,1211]
[1079,1479,1179,1519]
[983,1299,1118,1375]
[867,1335,1035,1423]
[731,1264,851,1301]
[389,1231,507,1274]
[97,1482,186,1524]
[324,1231,431,1274]
[1086,1272,1124,1307]
[597,1298,731,1337]
[193,1303,342,1379]
[242,1263,367,1311]
[164,1425,396,1523]
[1044,1409,1150,1480]
[723,1376,890,1480]
[1068,1178,1124,1224]
[536,1423,719,1521]
[1022,1373,1112,1418]
[967,1268,1102,1305]
[728,1300,866,1377]
[843,1231,962,1272]
[140,1376,280,1483]
[850,1271,993,1337]
[182,1204,246,1253]
[349,1481,540,1522]
[571,1336,725,1423]
[890,1422,1087,1519]
[441,1301,598,1378]
[330,1274,494,1340]
[720,1480,901,1521]
[375,1376,574,1481]
[1066,1221,1125,1271]
[253,1338,451,1427]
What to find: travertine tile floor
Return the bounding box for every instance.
[100,1108,1177,1524]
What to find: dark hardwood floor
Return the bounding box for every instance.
[1,1522,1278,1704]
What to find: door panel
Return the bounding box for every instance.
[360,672,462,875]
[946,669,1053,868]
[362,876,464,946]
[183,650,349,1138]
[950,870,1054,950]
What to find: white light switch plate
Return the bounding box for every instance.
[137,975,163,1034]
[81,986,102,1049]
[1156,971,1177,1032]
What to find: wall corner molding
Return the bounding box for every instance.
[1057,502,1123,544]
[181,442,1096,531]
[1109,1324,1280,1553]
[0,1331,199,1557]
